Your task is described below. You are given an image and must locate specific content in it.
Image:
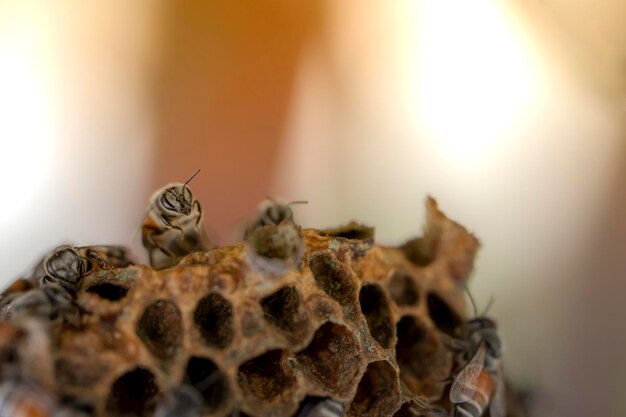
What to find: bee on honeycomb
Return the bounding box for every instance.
[0,188,526,417]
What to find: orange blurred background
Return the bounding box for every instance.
[1,1,625,416]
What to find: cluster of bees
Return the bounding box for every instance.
[0,171,505,417]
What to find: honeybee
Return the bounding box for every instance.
[0,319,56,391]
[154,385,203,417]
[141,170,212,270]
[0,379,89,417]
[0,379,56,417]
[243,198,307,238]
[297,397,344,417]
[79,245,134,270]
[448,293,505,417]
[0,284,78,325]
[31,245,133,293]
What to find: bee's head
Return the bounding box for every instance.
[160,184,194,216]
[466,317,502,359]
[467,316,497,331]
[44,245,89,283]
[260,200,293,225]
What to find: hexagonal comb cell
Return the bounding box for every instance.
[136,299,183,360]
[388,271,420,307]
[237,349,296,401]
[348,361,401,417]
[400,235,439,267]
[296,322,362,395]
[184,356,229,412]
[194,293,234,349]
[260,286,302,333]
[319,222,375,241]
[85,283,129,301]
[358,284,394,348]
[427,292,462,336]
[105,368,160,417]
[308,253,357,306]
[395,316,450,397]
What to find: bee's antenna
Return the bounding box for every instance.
[184,169,201,187]
[482,296,495,316]
[464,286,479,318]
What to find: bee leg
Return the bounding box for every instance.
[156,244,177,259]
[160,215,185,240]
[144,230,177,264]
[193,200,203,227]
[439,333,468,351]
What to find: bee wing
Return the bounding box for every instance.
[489,362,506,417]
[449,343,486,403]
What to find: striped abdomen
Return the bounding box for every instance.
[453,371,495,417]
[298,398,344,417]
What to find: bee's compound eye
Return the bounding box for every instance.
[162,190,180,211]
[267,204,290,224]
[46,247,83,281]
[182,186,193,205]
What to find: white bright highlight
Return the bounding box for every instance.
[0,11,52,221]
[415,0,538,164]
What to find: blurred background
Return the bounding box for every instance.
[1,1,625,416]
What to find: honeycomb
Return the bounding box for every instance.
[0,197,483,417]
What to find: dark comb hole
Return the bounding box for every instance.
[194,293,233,349]
[359,284,394,348]
[389,271,420,307]
[136,299,183,360]
[427,292,462,336]
[184,356,229,411]
[105,367,159,417]
[237,349,295,401]
[85,283,128,301]
[320,222,374,240]
[308,253,357,306]
[348,361,400,417]
[296,322,361,395]
[401,235,439,267]
[395,316,449,397]
[260,286,300,332]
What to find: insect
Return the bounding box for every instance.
[141,170,211,270]
[0,379,56,417]
[297,397,344,417]
[243,198,307,238]
[78,245,134,270]
[0,284,79,325]
[154,385,203,417]
[30,245,133,293]
[448,292,505,417]
[0,319,56,391]
[0,379,89,417]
